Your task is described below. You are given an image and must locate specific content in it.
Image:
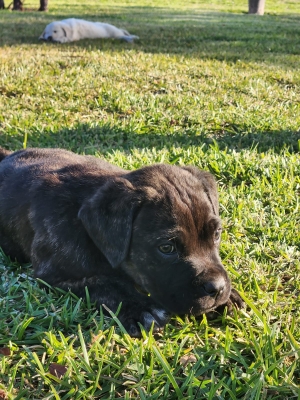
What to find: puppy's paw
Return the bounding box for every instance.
[123,308,170,338]
[228,288,245,310]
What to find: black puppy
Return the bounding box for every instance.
[0,147,243,336]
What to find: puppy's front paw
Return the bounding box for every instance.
[228,288,245,310]
[123,308,170,338]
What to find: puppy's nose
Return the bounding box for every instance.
[203,278,225,298]
[47,36,53,41]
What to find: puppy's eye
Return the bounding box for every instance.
[53,30,57,33]
[158,244,176,254]
[214,228,222,242]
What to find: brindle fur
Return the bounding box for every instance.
[0,147,243,336]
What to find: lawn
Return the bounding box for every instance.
[0,0,299,398]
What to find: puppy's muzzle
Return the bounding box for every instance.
[39,35,52,41]
[188,268,231,313]
[202,277,225,299]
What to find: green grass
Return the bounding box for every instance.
[0,0,300,398]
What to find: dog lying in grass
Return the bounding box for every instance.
[39,18,139,43]
[0,147,243,336]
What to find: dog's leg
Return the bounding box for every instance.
[48,276,170,337]
[0,236,29,263]
[226,288,245,310]
[119,35,139,43]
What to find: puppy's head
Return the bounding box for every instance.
[39,21,70,43]
[79,165,232,316]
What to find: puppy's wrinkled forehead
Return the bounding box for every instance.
[129,164,219,231]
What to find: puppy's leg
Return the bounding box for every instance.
[226,288,245,310]
[52,276,170,337]
[119,35,139,43]
[0,228,30,263]
[29,234,168,336]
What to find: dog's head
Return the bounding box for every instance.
[39,21,70,43]
[79,164,232,316]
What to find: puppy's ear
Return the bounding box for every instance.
[61,27,67,37]
[58,22,72,42]
[183,167,219,215]
[78,178,140,268]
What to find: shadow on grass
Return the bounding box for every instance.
[0,7,300,67]
[1,123,299,155]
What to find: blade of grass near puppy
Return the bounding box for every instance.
[31,352,61,400]
[152,344,184,399]
[286,328,300,357]
[78,325,90,367]
[101,303,132,340]
[238,292,271,334]
[15,317,35,340]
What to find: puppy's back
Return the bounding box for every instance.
[0,147,123,175]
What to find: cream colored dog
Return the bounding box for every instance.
[39,18,139,43]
